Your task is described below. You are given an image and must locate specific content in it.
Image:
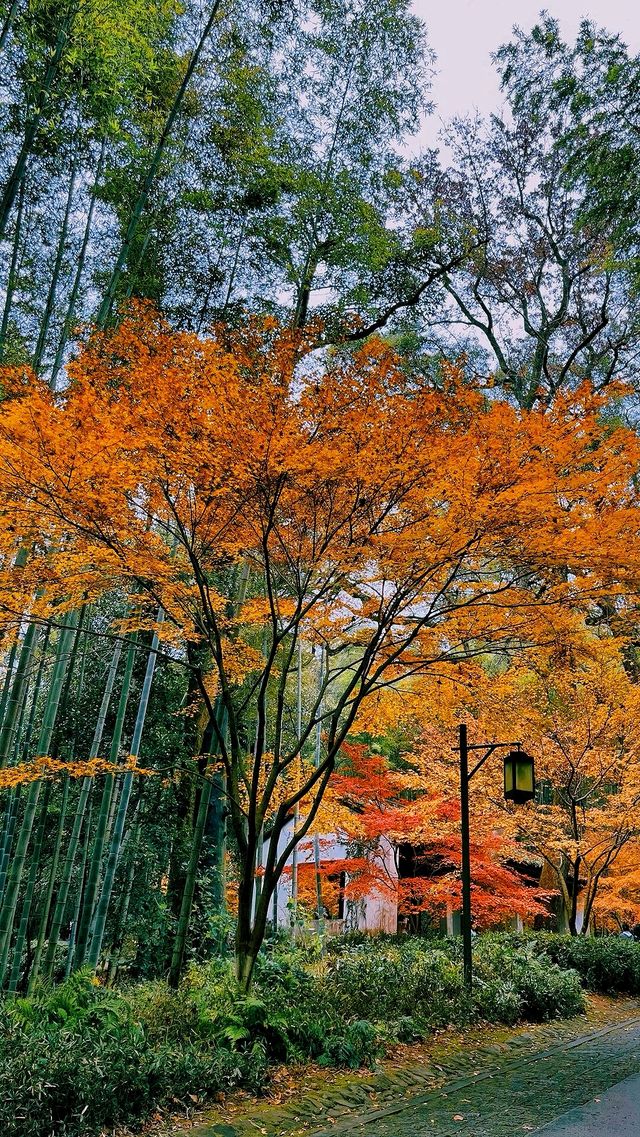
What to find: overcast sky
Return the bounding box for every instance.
[413,0,640,146]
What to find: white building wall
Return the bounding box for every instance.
[263,824,398,933]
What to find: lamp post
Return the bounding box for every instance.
[457,723,535,990]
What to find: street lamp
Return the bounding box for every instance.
[504,748,536,803]
[457,724,535,990]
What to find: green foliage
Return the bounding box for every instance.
[531,934,640,995]
[470,937,585,1022]
[0,937,603,1135]
[0,971,266,1137]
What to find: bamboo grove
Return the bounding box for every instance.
[3,1,640,994]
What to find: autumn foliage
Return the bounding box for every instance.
[308,742,547,927]
[2,306,640,976]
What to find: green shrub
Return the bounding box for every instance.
[0,936,595,1135]
[533,934,640,995]
[0,972,266,1137]
[472,937,585,1021]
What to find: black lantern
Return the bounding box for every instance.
[503,748,535,803]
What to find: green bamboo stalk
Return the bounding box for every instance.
[169,701,226,988]
[42,639,123,978]
[0,0,19,52]
[6,782,52,993]
[105,802,142,985]
[16,626,51,765]
[96,0,222,326]
[0,628,51,907]
[0,641,18,725]
[65,798,92,978]
[33,156,78,376]
[73,636,136,967]
[0,13,74,240]
[27,774,69,992]
[0,620,39,768]
[86,617,163,968]
[50,139,106,389]
[0,613,79,986]
[0,787,21,908]
[0,175,25,362]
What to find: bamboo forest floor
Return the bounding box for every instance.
[125,994,640,1137]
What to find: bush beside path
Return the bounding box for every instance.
[3,934,640,1137]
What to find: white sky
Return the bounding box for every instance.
[413,0,640,145]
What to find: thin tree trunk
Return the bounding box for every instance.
[0,787,21,908]
[50,139,106,388]
[105,808,141,985]
[168,701,226,988]
[73,637,136,967]
[0,641,18,731]
[27,775,69,991]
[0,617,39,768]
[0,0,19,52]
[0,175,26,361]
[0,613,79,985]
[2,606,82,990]
[0,13,74,240]
[313,648,325,932]
[290,642,303,935]
[6,783,52,993]
[65,799,92,978]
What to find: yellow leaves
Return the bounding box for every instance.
[0,755,154,789]
[219,638,264,684]
[237,597,297,626]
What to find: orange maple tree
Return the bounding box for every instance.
[305,741,547,929]
[1,306,639,983]
[469,641,640,933]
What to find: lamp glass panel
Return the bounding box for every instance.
[515,758,534,794]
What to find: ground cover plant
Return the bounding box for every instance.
[0,933,591,1137]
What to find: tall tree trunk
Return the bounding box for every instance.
[0,0,19,52]
[50,140,106,388]
[27,775,69,991]
[0,641,18,735]
[568,856,581,936]
[168,701,226,988]
[0,787,21,908]
[0,13,74,240]
[6,782,52,993]
[105,807,141,985]
[290,642,303,934]
[0,175,26,360]
[0,616,39,768]
[33,156,78,375]
[73,637,136,966]
[65,799,92,977]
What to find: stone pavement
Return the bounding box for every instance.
[166,999,640,1137]
[534,1072,640,1136]
[307,1016,640,1137]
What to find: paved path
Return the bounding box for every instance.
[307,1017,640,1137]
[177,1002,640,1137]
[535,1072,640,1136]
